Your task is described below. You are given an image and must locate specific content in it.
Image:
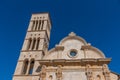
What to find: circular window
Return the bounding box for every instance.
[70,51,77,57]
[68,49,78,58]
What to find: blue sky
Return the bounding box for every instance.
[0,0,120,80]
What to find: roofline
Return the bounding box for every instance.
[111,71,120,76]
[59,35,87,45]
[31,12,52,29]
[32,12,50,15]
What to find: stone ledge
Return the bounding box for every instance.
[13,74,39,76]
[38,58,111,66]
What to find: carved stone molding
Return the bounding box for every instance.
[69,32,76,37]
[86,64,94,80]
[56,65,62,80]
[38,58,111,66]
[55,45,64,50]
[81,43,91,50]
[40,65,46,80]
[102,64,111,80]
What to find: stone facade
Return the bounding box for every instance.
[13,13,119,80]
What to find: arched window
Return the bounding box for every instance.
[31,21,35,30]
[29,59,34,74]
[32,38,36,50]
[41,20,44,30]
[22,59,29,74]
[38,20,41,30]
[36,38,40,50]
[27,38,32,50]
[35,20,38,30]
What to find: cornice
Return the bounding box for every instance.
[38,58,111,66]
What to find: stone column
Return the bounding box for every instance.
[38,39,44,50]
[35,20,39,30]
[37,20,41,30]
[41,20,45,30]
[39,19,42,30]
[34,38,37,50]
[38,39,41,50]
[29,38,34,50]
[33,20,36,30]
[55,45,64,59]
[56,65,62,80]
[26,61,31,75]
[81,43,91,58]
[36,20,39,30]
[43,20,47,30]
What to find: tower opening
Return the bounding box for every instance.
[22,60,29,74]
[29,60,34,74]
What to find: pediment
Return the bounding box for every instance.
[44,32,105,59]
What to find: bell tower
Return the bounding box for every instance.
[13,13,51,80]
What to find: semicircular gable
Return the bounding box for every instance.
[59,32,87,45]
[44,32,106,59]
[85,46,106,58]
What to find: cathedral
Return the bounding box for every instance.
[13,13,119,80]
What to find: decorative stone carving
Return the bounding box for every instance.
[56,65,62,80]
[49,75,53,80]
[102,64,110,80]
[40,65,46,80]
[96,75,101,80]
[55,45,64,50]
[69,32,76,36]
[81,43,91,50]
[86,64,94,80]
[103,64,110,73]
